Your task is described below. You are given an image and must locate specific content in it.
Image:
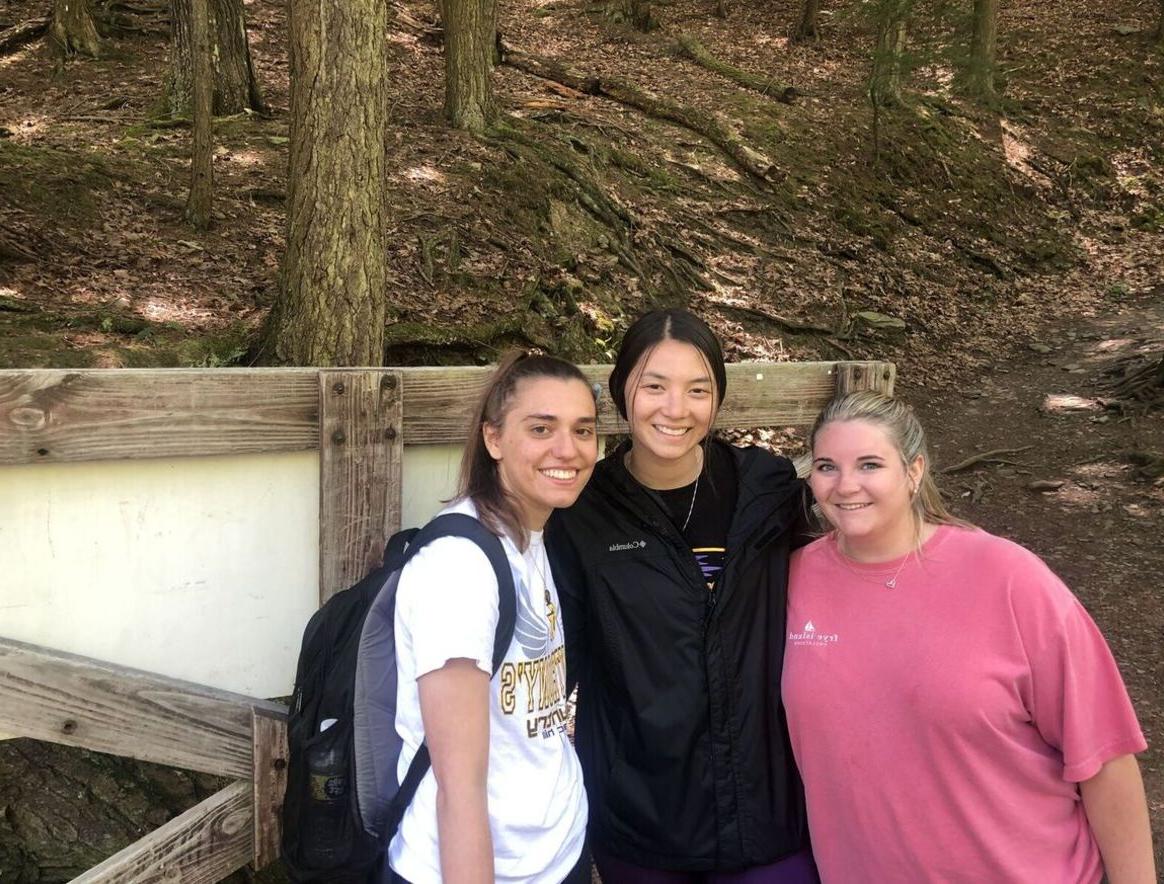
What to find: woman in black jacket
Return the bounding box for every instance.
[548,310,816,883]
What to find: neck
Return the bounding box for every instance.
[838,519,937,564]
[625,445,703,490]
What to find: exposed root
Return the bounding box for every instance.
[676,34,798,103]
[501,45,782,186]
[0,17,49,54]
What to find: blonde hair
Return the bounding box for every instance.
[809,391,971,531]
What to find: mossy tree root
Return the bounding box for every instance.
[0,17,49,54]
[676,34,798,103]
[501,46,781,186]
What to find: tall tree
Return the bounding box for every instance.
[50,0,100,58]
[1156,0,1163,49]
[167,0,263,117]
[870,0,909,107]
[185,0,212,230]
[264,0,390,365]
[961,0,998,101]
[792,0,821,43]
[441,0,497,131]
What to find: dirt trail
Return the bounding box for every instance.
[905,294,1164,860]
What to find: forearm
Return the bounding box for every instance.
[1080,754,1155,884]
[436,784,493,884]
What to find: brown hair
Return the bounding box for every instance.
[456,351,594,549]
[809,390,972,533]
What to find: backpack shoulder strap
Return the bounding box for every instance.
[386,512,518,837]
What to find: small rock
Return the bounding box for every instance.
[1122,503,1147,517]
[1114,23,1138,35]
[1062,363,1081,371]
[853,311,907,332]
[1028,342,1053,354]
[266,135,290,146]
[1027,479,1065,492]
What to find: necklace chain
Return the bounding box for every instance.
[837,540,911,589]
[681,475,700,533]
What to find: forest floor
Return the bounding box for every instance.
[1,0,1163,876]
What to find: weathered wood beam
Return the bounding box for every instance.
[251,707,288,870]
[0,368,319,464]
[318,368,404,602]
[0,362,895,464]
[0,637,285,778]
[71,780,253,884]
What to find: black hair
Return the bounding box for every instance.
[607,308,727,421]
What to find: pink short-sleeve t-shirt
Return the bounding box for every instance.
[783,525,1146,884]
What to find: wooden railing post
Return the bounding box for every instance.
[251,707,288,870]
[318,369,404,604]
[834,361,896,396]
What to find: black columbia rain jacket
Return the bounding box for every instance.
[547,440,810,871]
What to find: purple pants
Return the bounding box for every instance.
[594,848,819,884]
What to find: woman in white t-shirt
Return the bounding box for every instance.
[387,352,599,884]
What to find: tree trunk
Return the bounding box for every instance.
[792,0,820,43]
[963,0,997,100]
[185,0,213,229]
[441,0,497,131]
[50,0,100,58]
[168,0,263,117]
[870,0,908,107]
[0,740,266,883]
[1156,0,1163,46]
[264,0,390,366]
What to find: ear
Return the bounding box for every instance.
[482,421,503,461]
[907,454,925,494]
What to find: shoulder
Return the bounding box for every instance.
[931,526,1077,615]
[723,440,797,486]
[791,534,835,570]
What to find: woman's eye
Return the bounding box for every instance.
[860,462,881,470]
[690,387,710,397]
[530,425,550,436]
[814,463,835,473]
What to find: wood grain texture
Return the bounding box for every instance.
[251,708,288,870]
[0,637,284,778]
[833,361,896,396]
[400,361,895,442]
[72,780,253,884]
[0,369,318,464]
[318,369,404,603]
[0,362,895,464]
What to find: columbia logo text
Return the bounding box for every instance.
[608,540,647,552]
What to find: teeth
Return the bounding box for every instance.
[655,425,688,437]
[836,503,871,510]
[541,469,577,480]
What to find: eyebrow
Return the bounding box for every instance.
[523,414,597,424]
[640,370,713,383]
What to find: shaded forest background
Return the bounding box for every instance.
[1,0,1163,878]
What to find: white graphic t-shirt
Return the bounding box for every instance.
[388,499,587,884]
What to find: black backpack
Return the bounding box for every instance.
[281,512,517,883]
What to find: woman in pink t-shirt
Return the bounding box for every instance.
[783,391,1154,884]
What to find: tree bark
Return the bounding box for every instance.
[963,0,997,101]
[167,0,263,117]
[441,0,497,131]
[792,0,820,43]
[1156,0,1163,46]
[870,0,908,107]
[185,0,213,229]
[50,0,100,58]
[0,740,266,883]
[264,0,390,366]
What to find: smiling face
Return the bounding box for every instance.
[809,418,925,561]
[624,338,717,484]
[482,376,598,531]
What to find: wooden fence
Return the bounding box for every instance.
[0,359,893,882]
